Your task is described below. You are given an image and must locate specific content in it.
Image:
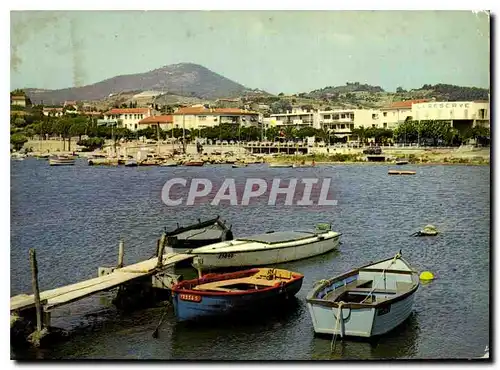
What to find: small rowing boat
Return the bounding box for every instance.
[388,170,416,175]
[269,163,293,168]
[165,216,233,253]
[306,251,419,338]
[184,160,205,167]
[49,156,75,166]
[171,267,304,321]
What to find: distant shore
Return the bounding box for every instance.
[19,139,490,166]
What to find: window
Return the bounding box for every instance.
[350,113,355,119]
[340,124,345,129]
[135,124,137,130]
[383,112,387,117]
[350,124,354,129]
[372,124,376,128]
[331,114,338,120]
[140,114,144,119]
[383,122,387,128]
[199,115,207,121]
[324,114,331,119]
[341,114,346,119]
[372,114,378,119]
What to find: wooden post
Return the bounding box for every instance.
[155,239,160,257]
[29,249,43,332]
[117,239,124,268]
[156,233,166,269]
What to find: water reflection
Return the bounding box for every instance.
[310,312,420,360]
[169,298,302,360]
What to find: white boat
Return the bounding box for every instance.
[49,156,75,166]
[161,161,179,167]
[190,224,341,270]
[306,252,419,338]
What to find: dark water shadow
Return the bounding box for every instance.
[310,312,421,360]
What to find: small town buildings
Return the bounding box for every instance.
[42,107,64,117]
[138,114,173,130]
[172,106,260,130]
[379,99,430,129]
[102,108,154,131]
[215,98,241,109]
[11,95,27,107]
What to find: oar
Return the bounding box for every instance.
[152,304,169,339]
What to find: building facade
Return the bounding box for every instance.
[103,108,154,131]
[412,101,490,128]
[270,109,317,129]
[11,95,27,107]
[318,108,382,139]
[172,107,260,130]
[138,115,173,130]
[379,99,430,129]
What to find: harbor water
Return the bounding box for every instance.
[10,159,490,360]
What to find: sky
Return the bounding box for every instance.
[10,10,490,94]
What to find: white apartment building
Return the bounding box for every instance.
[412,101,490,128]
[318,108,382,139]
[270,108,317,128]
[103,108,154,131]
[172,106,260,130]
[379,99,430,129]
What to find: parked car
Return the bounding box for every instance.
[363,146,382,155]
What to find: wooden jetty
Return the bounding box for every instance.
[10,235,194,347]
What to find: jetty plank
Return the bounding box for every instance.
[10,253,193,313]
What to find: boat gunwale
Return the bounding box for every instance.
[190,232,341,255]
[165,216,231,238]
[172,268,304,297]
[306,256,419,309]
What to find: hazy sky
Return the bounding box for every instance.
[10,11,490,94]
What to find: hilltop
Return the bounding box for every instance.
[24,63,267,105]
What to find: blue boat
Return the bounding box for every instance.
[171,267,304,322]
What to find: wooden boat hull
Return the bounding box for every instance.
[171,268,304,321]
[49,159,75,166]
[184,161,205,166]
[306,255,419,338]
[388,170,416,175]
[191,231,341,270]
[164,217,233,255]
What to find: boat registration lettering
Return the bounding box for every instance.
[377,305,391,316]
[179,293,202,302]
[218,252,234,259]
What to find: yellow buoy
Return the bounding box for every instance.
[420,271,435,281]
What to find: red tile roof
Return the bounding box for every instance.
[139,115,173,124]
[11,95,26,100]
[104,108,151,115]
[382,99,430,110]
[173,107,258,115]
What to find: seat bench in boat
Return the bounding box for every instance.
[192,276,282,293]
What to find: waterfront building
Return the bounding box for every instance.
[318,108,383,140]
[270,108,317,129]
[138,114,174,130]
[379,99,430,129]
[42,107,64,117]
[172,106,260,130]
[103,108,155,131]
[412,101,490,131]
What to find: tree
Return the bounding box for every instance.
[11,133,28,151]
[296,126,318,139]
[278,92,284,96]
[396,86,406,93]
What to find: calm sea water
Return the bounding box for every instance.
[10,159,490,360]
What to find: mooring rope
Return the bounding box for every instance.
[360,251,401,304]
[330,301,344,352]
